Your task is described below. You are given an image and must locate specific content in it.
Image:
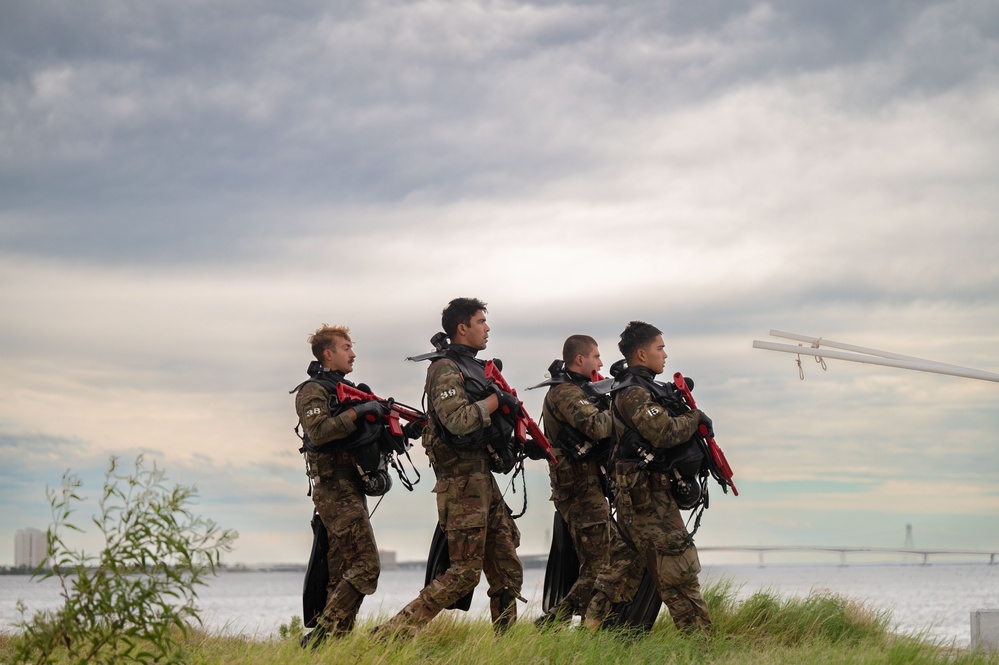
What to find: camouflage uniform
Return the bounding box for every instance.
[296,378,380,635]
[541,379,643,621]
[379,347,523,636]
[605,366,711,632]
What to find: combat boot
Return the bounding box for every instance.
[582,589,611,631]
[491,587,517,634]
[533,600,573,629]
[299,625,328,650]
[371,593,440,641]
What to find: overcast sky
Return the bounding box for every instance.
[2,0,997,567]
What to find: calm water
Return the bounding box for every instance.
[3,563,996,647]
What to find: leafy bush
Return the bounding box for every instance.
[277,615,304,641]
[14,455,237,664]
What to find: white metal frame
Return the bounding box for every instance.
[752,330,999,383]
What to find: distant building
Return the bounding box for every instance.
[15,528,47,569]
[379,549,397,571]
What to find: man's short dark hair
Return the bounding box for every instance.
[563,334,597,366]
[618,321,662,361]
[442,297,488,337]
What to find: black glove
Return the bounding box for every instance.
[353,401,389,421]
[492,386,521,415]
[696,410,714,437]
[402,420,426,440]
[523,438,548,461]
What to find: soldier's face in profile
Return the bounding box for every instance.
[457,310,490,351]
[578,345,603,378]
[324,337,356,374]
[638,335,668,374]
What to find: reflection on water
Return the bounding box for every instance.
[3,563,996,646]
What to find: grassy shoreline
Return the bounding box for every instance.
[4,582,997,664]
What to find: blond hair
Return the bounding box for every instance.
[309,324,351,361]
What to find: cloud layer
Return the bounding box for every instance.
[2,0,997,564]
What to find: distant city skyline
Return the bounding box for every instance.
[3,521,997,569]
[14,528,46,569]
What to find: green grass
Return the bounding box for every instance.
[4,581,997,664]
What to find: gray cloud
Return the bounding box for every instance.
[2,0,998,563]
[3,1,996,264]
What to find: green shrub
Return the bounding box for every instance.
[14,455,237,664]
[277,616,304,641]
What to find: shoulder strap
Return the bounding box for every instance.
[290,361,353,395]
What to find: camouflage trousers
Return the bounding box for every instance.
[548,455,643,619]
[382,457,523,634]
[312,473,380,633]
[608,461,711,632]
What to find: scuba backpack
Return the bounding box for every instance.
[407,333,519,474]
[290,361,415,496]
[608,361,708,511]
[528,359,612,463]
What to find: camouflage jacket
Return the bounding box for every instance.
[295,379,358,449]
[422,353,493,467]
[542,378,611,461]
[612,367,700,452]
[293,368,361,479]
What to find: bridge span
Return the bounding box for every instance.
[697,545,999,566]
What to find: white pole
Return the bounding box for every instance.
[752,340,999,384]
[768,330,984,375]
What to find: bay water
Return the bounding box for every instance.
[3,563,996,647]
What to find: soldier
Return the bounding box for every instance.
[293,325,389,647]
[591,321,713,633]
[534,335,643,627]
[375,297,524,638]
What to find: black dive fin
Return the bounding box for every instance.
[605,569,662,632]
[303,511,330,628]
[541,510,580,613]
[425,522,474,611]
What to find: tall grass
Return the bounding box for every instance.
[4,581,997,664]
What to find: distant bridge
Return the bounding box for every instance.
[422,547,999,571]
[697,546,999,566]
